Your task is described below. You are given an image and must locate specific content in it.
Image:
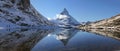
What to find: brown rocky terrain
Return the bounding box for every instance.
[79,14,120,29]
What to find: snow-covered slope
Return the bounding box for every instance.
[56,8,79,27]
[0,0,52,28]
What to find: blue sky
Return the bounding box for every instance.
[31,0,120,22]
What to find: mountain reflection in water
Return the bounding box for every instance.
[84,29,120,41]
[0,28,120,51]
[0,28,55,51]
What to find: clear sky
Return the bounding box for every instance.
[31,0,120,22]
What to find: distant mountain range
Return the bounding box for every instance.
[79,14,120,29]
[1,0,119,29]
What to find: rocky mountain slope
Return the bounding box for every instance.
[0,0,52,28]
[80,14,120,29]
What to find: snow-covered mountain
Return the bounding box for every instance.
[56,8,80,27]
[0,0,52,28]
[55,29,79,45]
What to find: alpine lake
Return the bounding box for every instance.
[0,28,120,51]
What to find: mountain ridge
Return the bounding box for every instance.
[0,0,52,28]
[79,14,120,29]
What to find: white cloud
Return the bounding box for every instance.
[56,14,68,19]
[47,17,52,20]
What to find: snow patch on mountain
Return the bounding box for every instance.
[56,14,68,19]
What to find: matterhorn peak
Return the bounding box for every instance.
[56,8,80,26]
[60,8,69,15]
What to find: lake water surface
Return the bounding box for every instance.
[0,28,120,51]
